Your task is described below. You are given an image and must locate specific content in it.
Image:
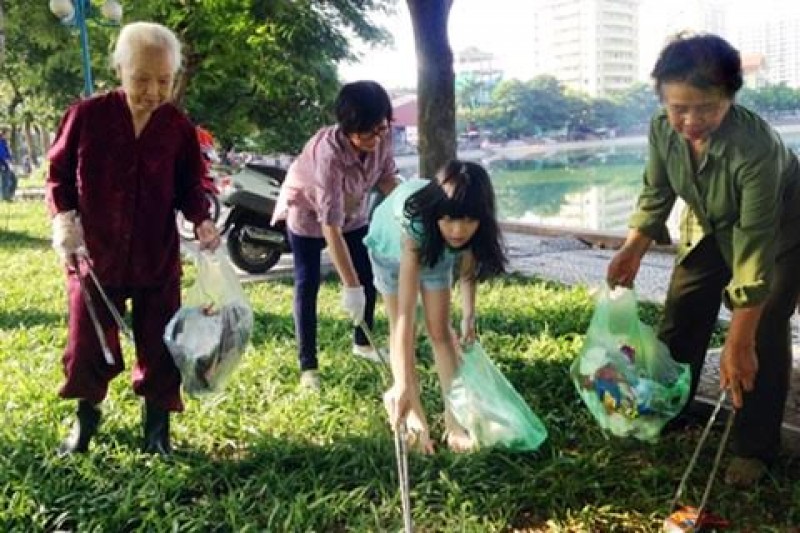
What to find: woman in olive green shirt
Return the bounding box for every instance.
[607,33,800,487]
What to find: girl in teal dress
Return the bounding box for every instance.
[364,160,507,452]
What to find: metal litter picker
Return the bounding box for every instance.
[83,259,134,343]
[70,255,135,365]
[663,391,733,532]
[70,254,115,366]
[358,320,414,533]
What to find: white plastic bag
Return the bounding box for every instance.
[164,250,253,396]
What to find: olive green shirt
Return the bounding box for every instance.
[629,105,800,308]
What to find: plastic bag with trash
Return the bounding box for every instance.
[164,250,253,397]
[570,286,690,441]
[447,341,548,452]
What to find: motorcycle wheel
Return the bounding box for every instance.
[226,224,283,274]
[176,192,220,240]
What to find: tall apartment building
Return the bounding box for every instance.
[454,47,503,107]
[533,0,640,97]
[729,3,800,88]
[637,0,726,81]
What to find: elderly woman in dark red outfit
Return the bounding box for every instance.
[46,21,220,456]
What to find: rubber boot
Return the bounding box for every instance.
[142,401,172,456]
[57,400,101,456]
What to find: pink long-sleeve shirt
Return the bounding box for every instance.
[46,89,209,287]
[272,125,397,238]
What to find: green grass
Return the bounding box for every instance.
[0,200,797,531]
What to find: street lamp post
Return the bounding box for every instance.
[49,0,124,97]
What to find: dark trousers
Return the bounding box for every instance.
[659,236,800,462]
[288,226,376,371]
[0,162,16,201]
[59,273,183,412]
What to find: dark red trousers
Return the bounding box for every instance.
[59,272,184,412]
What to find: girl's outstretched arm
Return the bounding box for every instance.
[459,250,478,343]
[388,237,423,426]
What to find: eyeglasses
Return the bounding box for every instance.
[357,122,391,140]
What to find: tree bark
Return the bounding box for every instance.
[0,1,6,63]
[23,120,38,165]
[407,0,455,179]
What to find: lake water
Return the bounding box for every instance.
[483,131,800,235]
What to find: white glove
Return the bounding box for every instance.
[341,285,366,324]
[52,210,87,260]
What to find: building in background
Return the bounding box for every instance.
[741,53,769,89]
[637,0,726,80]
[533,0,640,97]
[454,47,503,107]
[390,93,418,152]
[729,2,800,88]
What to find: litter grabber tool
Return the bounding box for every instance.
[664,391,733,532]
[70,255,115,366]
[393,416,413,533]
[81,257,133,343]
[358,320,414,533]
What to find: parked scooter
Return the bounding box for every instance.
[218,163,289,274]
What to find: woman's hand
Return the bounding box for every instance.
[196,219,221,251]
[606,247,642,288]
[719,310,761,409]
[606,230,652,288]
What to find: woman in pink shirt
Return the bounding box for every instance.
[272,81,399,389]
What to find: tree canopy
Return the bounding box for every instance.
[0,0,395,157]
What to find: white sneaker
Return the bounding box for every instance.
[299,369,321,390]
[352,344,387,363]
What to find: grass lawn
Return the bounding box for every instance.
[0,199,797,531]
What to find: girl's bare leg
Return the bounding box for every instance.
[421,288,475,453]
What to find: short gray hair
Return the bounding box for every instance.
[112,22,182,73]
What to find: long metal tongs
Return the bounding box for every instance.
[70,254,115,366]
[668,391,735,526]
[81,258,133,343]
[358,320,414,533]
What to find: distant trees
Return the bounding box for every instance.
[738,83,800,120]
[457,77,800,142]
[457,76,660,141]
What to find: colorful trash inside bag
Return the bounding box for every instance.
[164,250,253,396]
[447,341,548,451]
[571,286,690,441]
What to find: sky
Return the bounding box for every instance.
[338,0,767,90]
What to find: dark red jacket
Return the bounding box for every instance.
[46,89,209,287]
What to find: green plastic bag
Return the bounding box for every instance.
[570,286,691,442]
[447,341,548,451]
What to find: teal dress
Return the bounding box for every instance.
[364,179,457,294]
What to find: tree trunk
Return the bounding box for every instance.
[171,52,198,110]
[407,0,455,179]
[0,1,6,63]
[38,125,52,161]
[23,120,38,166]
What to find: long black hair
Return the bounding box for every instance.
[403,160,507,280]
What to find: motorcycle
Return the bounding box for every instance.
[218,162,289,274]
